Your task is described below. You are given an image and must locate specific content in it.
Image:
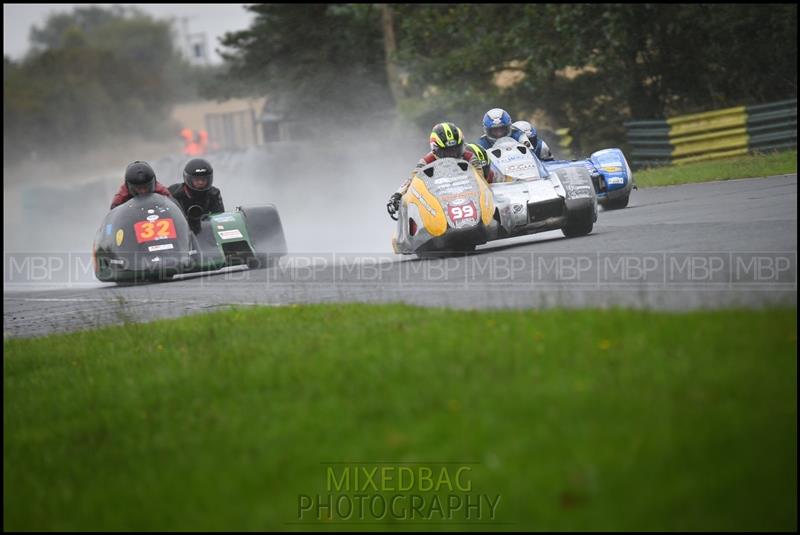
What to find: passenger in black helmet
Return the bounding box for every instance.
[168,158,225,225]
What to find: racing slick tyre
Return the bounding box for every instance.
[602,194,630,210]
[562,209,594,238]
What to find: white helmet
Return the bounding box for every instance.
[512,120,538,150]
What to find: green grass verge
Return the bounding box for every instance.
[635,149,797,188]
[4,305,797,531]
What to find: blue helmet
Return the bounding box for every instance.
[512,120,538,148]
[483,108,512,141]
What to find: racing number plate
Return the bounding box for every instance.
[134,218,176,243]
[447,201,478,223]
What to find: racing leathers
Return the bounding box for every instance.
[529,138,554,161]
[110,181,172,209]
[475,130,526,151]
[167,183,225,218]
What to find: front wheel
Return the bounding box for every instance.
[562,210,594,238]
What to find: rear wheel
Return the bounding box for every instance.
[603,194,630,210]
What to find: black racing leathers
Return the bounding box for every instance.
[168,183,225,218]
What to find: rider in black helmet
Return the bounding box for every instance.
[110,161,172,209]
[168,158,225,224]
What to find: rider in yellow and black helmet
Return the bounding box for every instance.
[426,122,467,160]
[387,122,483,219]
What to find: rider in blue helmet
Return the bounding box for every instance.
[476,108,525,150]
[511,120,554,161]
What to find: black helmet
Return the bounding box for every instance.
[124,161,156,196]
[183,158,213,192]
[429,122,465,159]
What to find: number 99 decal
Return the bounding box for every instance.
[134,218,177,243]
[447,202,477,223]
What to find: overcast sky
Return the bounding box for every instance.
[3,3,255,64]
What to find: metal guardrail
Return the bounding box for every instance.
[625,99,797,168]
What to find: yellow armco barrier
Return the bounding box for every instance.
[667,106,749,159]
[667,106,747,137]
[555,127,573,148]
[671,130,750,158]
[627,98,795,167]
[673,147,749,165]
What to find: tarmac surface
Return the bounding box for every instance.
[4,174,797,338]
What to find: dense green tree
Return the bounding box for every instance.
[216,4,394,123]
[394,4,797,152]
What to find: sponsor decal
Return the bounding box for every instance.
[148,243,174,252]
[438,186,475,196]
[105,224,113,236]
[567,185,593,198]
[439,192,478,202]
[147,209,155,214]
[109,258,124,265]
[218,229,244,240]
[607,176,625,185]
[212,215,236,223]
[601,165,622,173]
[146,214,159,222]
[115,229,124,246]
[134,218,176,243]
[410,187,437,216]
[512,204,524,214]
[151,257,160,262]
[217,225,225,230]
[503,162,537,173]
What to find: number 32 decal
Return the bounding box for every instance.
[134,218,176,243]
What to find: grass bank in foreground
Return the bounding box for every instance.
[4,305,797,531]
[634,149,797,187]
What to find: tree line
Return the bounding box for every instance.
[4,4,796,165]
[216,4,797,153]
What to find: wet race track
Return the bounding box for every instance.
[4,174,797,338]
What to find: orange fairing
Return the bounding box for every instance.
[474,167,495,226]
[405,176,447,237]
